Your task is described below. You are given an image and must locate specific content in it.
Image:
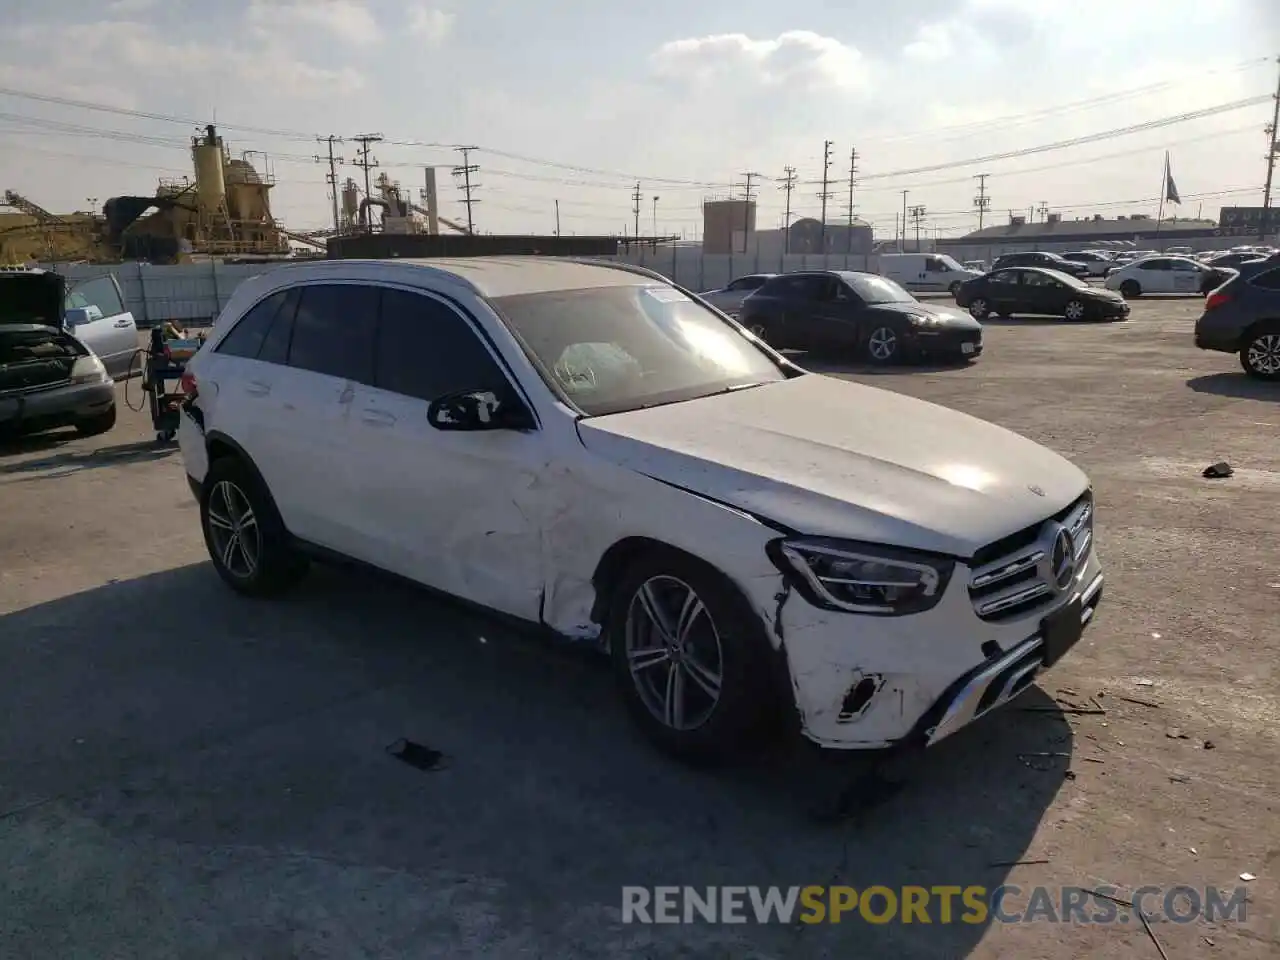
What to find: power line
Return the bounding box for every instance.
[777,165,797,253]
[908,204,926,251]
[453,146,480,234]
[351,134,382,229]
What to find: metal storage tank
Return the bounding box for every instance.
[341,179,359,224]
[702,199,755,255]
[192,124,226,211]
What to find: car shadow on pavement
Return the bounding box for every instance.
[0,562,1074,959]
[1186,372,1279,402]
[0,439,177,478]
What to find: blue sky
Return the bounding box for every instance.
[0,0,1276,238]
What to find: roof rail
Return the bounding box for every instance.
[562,257,671,284]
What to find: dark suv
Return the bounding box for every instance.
[1194,256,1280,380]
[991,252,1091,279]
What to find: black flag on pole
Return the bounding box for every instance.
[1164,151,1181,205]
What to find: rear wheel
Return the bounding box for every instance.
[608,549,779,763]
[1120,280,1141,298]
[1240,327,1280,381]
[200,455,308,597]
[74,405,117,438]
[864,325,901,364]
[1063,299,1087,321]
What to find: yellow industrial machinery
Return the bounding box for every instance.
[2,124,293,264]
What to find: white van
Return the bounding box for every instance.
[879,254,982,297]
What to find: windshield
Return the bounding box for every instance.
[1043,269,1087,288]
[936,254,965,271]
[491,284,790,417]
[842,273,916,304]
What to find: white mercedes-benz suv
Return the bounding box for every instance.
[177,256,1103,761]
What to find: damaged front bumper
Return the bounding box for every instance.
[775,547,1104,750]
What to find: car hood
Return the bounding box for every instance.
[0,270,65,328]
[577,374,1088,558]
[869,300,982,330]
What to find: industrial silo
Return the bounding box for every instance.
[341,179,359,227]
[191,124,226,213]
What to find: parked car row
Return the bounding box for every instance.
[956,267,1129,322]
[0,266,138,440]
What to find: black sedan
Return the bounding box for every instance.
[990,251,1092,279]
[955,267,1130,321]
[739,271,982,365]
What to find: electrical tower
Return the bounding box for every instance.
[1037,200,1050,222]
[452,146,480,234]
[817,140,834,252]
[315,135,345,232]
[631,182,642,238]
[973,173,991,232]
[846,148,859,253]
[777,166,797,254]
[739,171,762,253]
[909,204,926,251]
[351,134,383,229]
[1259,55,1280,241]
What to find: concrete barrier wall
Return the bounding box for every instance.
[38,251,883,326]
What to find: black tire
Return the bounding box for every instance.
[200,454,308,597]
[949,281,962,298]
[74,405,117,438]
[607,547,780,764]
[746,320,769,345]
[1119,280,1141,298]
[968,298,990,320]
[1240,325,1280,381]
[863,324,901,364]
[1063,299,1088,322]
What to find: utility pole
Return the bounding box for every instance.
[973,173,991,232]
[777,165,797,254]
[652,195,660,237]
[351,134,382,230]
[817,140,833,253]
[630,183,643,238]
[315,135,344,232]
[740,171,761,253]
[909,204,926,251]
[900,190,909,250]
[452,146,480,234]
[555,199,560,237]
[846,147,859,253]
[1259,55,1280,241]
[1037,200,1050,222]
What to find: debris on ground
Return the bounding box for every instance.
[1169,773,1192,784]
[1117,695,1162,709]
[1133,678,1156,687]
[1165,728,1190,740]
[386,738,449,772]
[1204,739,1216,750]
[987,857,1050,868]
[1202,461,1233,479]
[1239,872,1256,882]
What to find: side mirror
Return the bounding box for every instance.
[427,389,534,432]
[64,306,102,327]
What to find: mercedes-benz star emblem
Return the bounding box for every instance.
[1049,526,1076,591]
[1028,484,1046,497]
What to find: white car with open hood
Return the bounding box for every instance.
[177,256,1103,761]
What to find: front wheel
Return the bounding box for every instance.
[608,550,778,763]
[968,298,990,320]
[864,325,901,364]
[1063,299,1087,321]
[949,281,962,298]
[1240,327,1280,381]
[746,321,769,345]
[1119,280,1141,298]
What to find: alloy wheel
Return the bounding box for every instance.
[624,575,724,732]
[1065,301,1086,321]
[1245,333,1280,376]
[867,326,898,361]
[206,480,261,579]
[969,299,989,319]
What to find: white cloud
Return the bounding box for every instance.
[651,31,868,93]
[246,0,382,47]
[408,6,455,45]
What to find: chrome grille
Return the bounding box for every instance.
[968,493,1093,622]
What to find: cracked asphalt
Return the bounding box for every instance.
[1,297,1277,959]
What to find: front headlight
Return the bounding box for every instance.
[768,538,955,616]
[70,355,108,384]
[907,313,942,327]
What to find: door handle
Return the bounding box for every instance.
[362,408,396,427]
[245,380,271,397]
[113,319,132,328]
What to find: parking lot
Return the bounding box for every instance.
[1,296,1277,959]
